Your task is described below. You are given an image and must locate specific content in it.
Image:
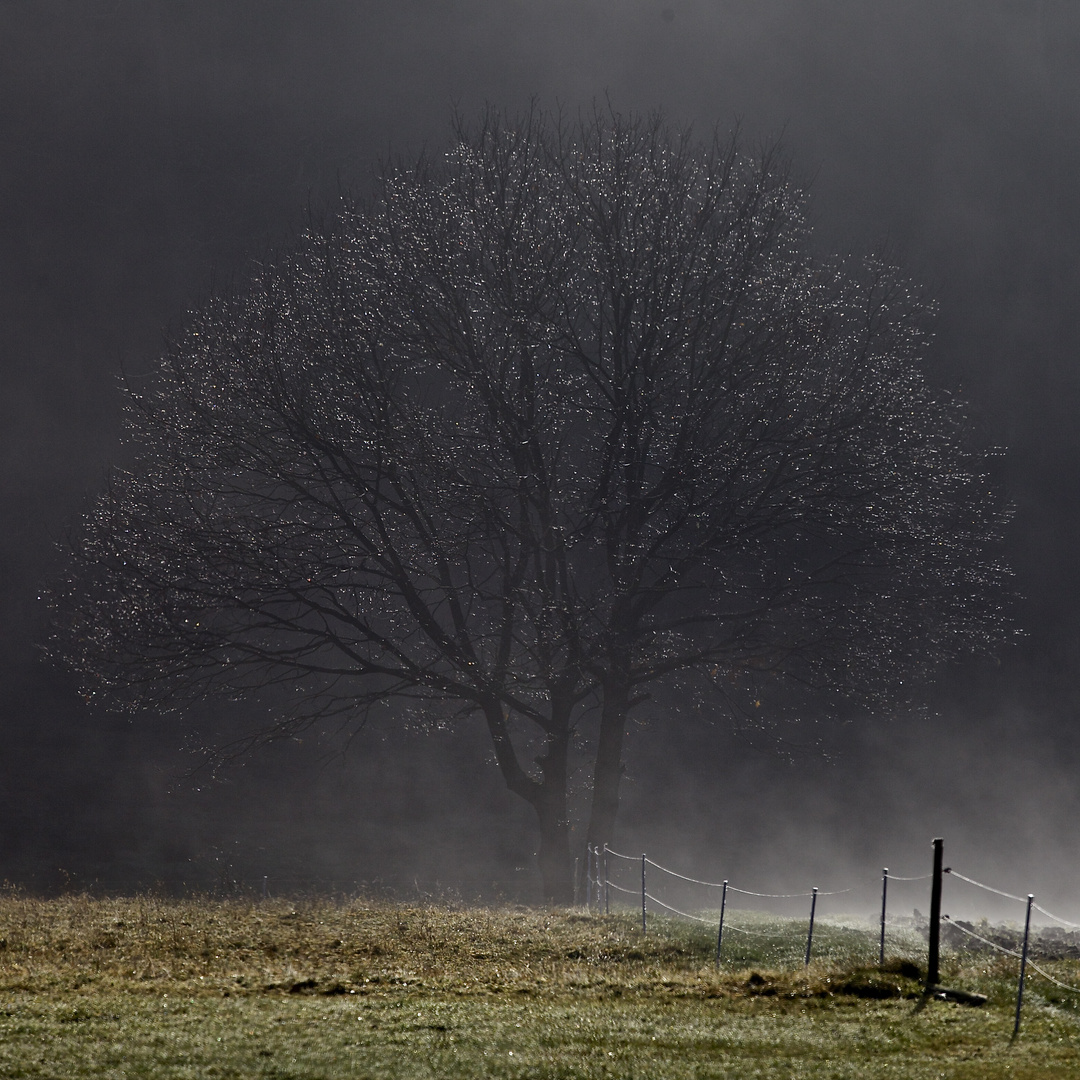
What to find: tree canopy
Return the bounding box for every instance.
[54,107,1010,901]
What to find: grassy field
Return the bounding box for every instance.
[1,892,1079,1078]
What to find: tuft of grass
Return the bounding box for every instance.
[1,894,1079,1077]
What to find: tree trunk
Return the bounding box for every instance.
[534,767,573,904]
[482,697,574,905]
[586,665,630,853]
[533,700,573,905]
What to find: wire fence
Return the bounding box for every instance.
[589,845,934,968]
[212,837,1079,1041]
[582,839,1080,1038]
[217,840,1080,1046]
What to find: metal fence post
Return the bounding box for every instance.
[804,887,818,966]
[1013,894,1034,1040]
[715,880,728,968]
[603,845,610,915]
[587,846,595,912]
[641,854,647,933]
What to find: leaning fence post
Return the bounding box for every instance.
[804,887,818,966]
[641,854,647,933]
[1013,894,1034,1041]
[603,845,610,915]
[927,838,944,990]
[715,880,728,968]
[880,868,889,966]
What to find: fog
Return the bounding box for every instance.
[2,1,1079,922]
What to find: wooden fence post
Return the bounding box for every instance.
[927,838,944,990]
[879,868,889,965]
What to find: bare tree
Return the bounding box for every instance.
[52,107,1009,902]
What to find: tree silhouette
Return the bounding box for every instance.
[53,107,1009,902]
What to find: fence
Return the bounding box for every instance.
[583,837,1080,1040]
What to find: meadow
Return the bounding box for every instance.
[1,891,1079,1078]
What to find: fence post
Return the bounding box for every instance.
[927,838,944,990]
[261,876,268,901]
[641,854,647,933]
[603,845,610,915]
[587,846,595,912]
[879,868,889,966]
[596,849,602,911]
[592,846,599,911]
[715,880,728,968]
[804,887,818,966]
[573,857,580,907]
[1013,894,1034,1041]
[594,846,601,912]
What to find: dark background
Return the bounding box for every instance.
[2,0,1078,920]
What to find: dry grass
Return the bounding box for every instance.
[2,893,1080,1078]
[0,892,820,998]
[0,892,933,1001]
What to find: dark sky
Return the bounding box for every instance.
[2,0,1079,917]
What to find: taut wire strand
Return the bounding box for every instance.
[716,921,774,937]
[643,893,713,924]
[726,885,818,898]
[1032,902,1080,930]
[642,857,851,894]
[945,918,1080,995]
[1029,959,1080,996]
[942,916,1024,960]
[643,858,727,888]
[945,869,1028,904]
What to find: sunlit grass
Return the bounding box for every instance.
[1,892,1079,1077]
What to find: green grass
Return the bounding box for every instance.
[1,893,1079,1078]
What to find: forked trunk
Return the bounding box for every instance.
[482,698,574,905]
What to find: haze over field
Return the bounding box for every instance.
[3,1,1079,920]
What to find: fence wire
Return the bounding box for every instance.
[945,868,1030,904]
[726,884,817,898]
[596,848,1080,987]
[641,854,851,897]
[644,859,726,889]
[944,915,1025,961]
[944,916,1080,996]
[1033,903,1080,930]
[644,893,713,924]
